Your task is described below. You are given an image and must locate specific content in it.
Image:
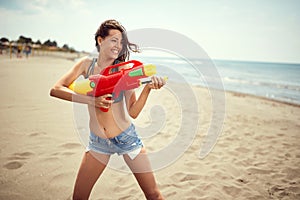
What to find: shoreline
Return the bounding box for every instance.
[223,88,300,108]
[2,52,299,108]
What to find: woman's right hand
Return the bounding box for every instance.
[93,94,114,109]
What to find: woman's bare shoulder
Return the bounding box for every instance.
[74,56,94,76]
[76,56,94,67]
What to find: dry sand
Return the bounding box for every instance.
[0,54,299,200]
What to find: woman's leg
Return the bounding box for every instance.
[73,151,110,200]
[123,147,164,200]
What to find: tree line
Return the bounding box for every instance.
[0,35,77,53]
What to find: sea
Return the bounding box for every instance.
[130,55,300,105]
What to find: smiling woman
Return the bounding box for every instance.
[94,19,139,62]
[49,19,166,200]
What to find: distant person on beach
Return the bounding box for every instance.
[17,45,22,58]
[50,19,165,199]
[24,45,31,58]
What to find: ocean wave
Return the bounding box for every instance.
[223,77,300,91]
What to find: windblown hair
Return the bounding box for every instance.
[95,19,139,62]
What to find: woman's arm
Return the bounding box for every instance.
[50,58,115,109]
[50,58,88,101]
[50,58,97,106]
[125,76,166,119]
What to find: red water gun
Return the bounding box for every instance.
[69,60,157,112]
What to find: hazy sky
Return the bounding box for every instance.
[1,0,299,63]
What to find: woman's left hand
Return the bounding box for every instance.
[147,76,166,90]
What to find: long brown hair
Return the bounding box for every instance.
[95,19,139,62]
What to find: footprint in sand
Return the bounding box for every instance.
[247,167,274,175]
[29,131,47,137]
[50,142,82,157]
[179,174,202,182]
[3,161,23,170]
[7,152,35,160]
[3,151,34,170]
[59,142,81,149]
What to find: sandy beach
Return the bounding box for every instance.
[0,54,299,200]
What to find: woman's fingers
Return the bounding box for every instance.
[150,76,165,89]
[95,94,114,108]
[102,94,114,104]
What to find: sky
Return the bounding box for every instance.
[0,0,299,63]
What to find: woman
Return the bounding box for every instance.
[50,19,165,200]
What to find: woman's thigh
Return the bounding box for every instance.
[73,151,110,199]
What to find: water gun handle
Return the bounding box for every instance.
[100,96,112,112]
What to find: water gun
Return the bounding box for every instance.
[69,60,157,112]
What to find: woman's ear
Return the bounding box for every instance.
[97,36,102,46]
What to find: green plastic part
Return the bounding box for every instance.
[129,68,143,77]
[90,81,96,88]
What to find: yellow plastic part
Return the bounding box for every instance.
[143,64,157,76]
[68,79,93,95]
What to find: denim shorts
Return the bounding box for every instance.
[86,124,143,159]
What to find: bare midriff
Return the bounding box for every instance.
[88,100,131,139]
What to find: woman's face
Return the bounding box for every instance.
[99,29,123,60]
